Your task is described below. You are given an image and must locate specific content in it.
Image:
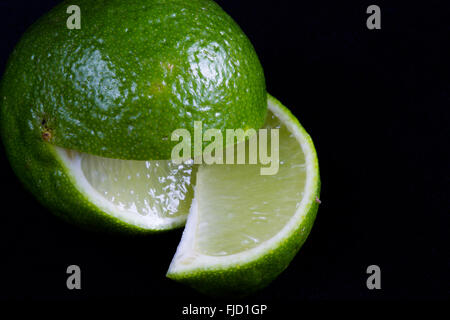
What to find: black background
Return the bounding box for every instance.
[0,0,448,309]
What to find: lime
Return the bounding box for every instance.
[0,0,266,231]
[167,94,320,296]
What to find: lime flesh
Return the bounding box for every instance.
[80,154,194,219]
[196,110,306,256]
[56,148,195,230]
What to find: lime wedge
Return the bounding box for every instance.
[167,94,320,296]
[56,149,195,231]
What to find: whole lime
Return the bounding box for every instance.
[0,0,266,232]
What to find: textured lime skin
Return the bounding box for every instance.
[1,0,266,160]
[167,95,321,296]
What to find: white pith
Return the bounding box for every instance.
[55,148,188,230]
[167,96,319,274]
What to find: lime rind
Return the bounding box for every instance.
[167,94,320,296]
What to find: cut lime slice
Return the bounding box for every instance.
[56,149,195,231]
[167,94,320,296]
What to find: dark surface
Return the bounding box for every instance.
[0,0,448,308]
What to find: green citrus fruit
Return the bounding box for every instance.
[167,94,320,296]
[0,0,266,232]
